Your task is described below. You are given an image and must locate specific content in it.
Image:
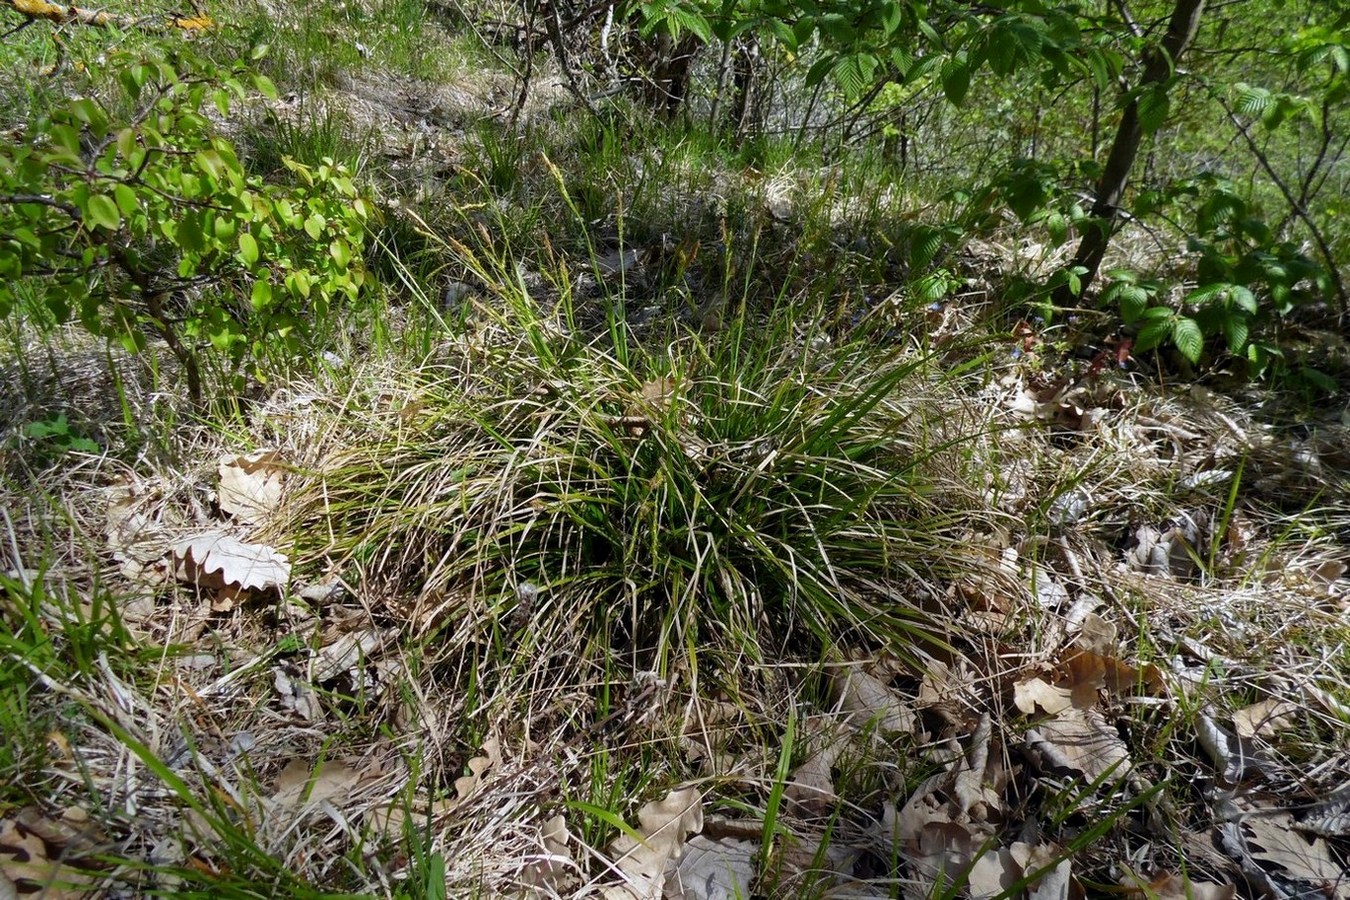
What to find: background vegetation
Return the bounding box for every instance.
[0,0,1346,897]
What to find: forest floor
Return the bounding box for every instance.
[1,2,1349,898]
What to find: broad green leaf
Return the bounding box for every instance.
[197,149,226,180]
[1223,315,1249,352]
[1136,84,1170,134]
[86,194,121,230]
[1230,285,1257,313]
[238,231,260,266]
[1134,319,1171,354]
[1117,285,1149,324]
[253,74,279,101]
[251,278,273,310]
[1172,316,1204,363]
[113,183,140,217]
[329,239,351,269]
[1233,83,1271,117]
[941,53,971,105]
[1185,283,1226,305]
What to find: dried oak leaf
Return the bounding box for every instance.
[170,532,290,598]
[218,449,286,525]
[0,816,98,898]
[604,786,704,900]
[1121,870,1235,900]
[1026,706,1132,782]
[666,835,755,900]
[519,813,578,895]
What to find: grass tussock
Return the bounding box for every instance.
[279,271,985,697]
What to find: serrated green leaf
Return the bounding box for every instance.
[1223,315,1249,352]
[1186,283,1226,305]
[941,53,971,105]
[1136,84,1170,134]
[1233,83,1271,117]
[1299,366,1338,393]
[1172,316,1204,363]
[1118,285,1149,324]
[1134,319,1171,354]
[1230,285,1257,313]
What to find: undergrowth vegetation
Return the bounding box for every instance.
[0,0,1347,897]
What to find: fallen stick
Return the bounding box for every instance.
[2,0,212,31]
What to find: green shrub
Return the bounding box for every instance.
[0,45,371,403]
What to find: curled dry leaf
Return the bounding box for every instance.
[1121,870,1235,900]
[1217,793,1350,900]
[1196,708,1277,783]
[218,449,286,525]
[834,667,917,735]
[274,668,323,722]
[170,532,291,598]
[312,628,388,682]
[520,813,577,895]
[604,786,704,900]
[666,835,755,900]
[784,714,851,815]
[453,737,502,804]
[1026,706,1131,782]
[105,476,172,583]
[1232,698,1299,739]
[271,757,379,817]
[0,814,99,898]
[367,740,500,839]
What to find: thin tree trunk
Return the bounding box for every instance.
[1056,0,1206,306]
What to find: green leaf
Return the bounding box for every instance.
[1230,285,1257,313]
[881,1,902,35]
[1299,367,1338,393]
[1233,83,1271,117]
[1117,285,1149,324]
[1134,319,1171,354]
[85,194,121,230]
[1136,84,1170,134]
[253,74,279,101]
[238,231,260,267]
[805,56,835,88]
[1172,316,1204,363]
[941,53,971,105]
[251,278,273,310]
[304,214,326,240]
[329,239,351,269]
[196,149,226,180]
[1222,315,1249,352]
[113,183,140,217]
[1185,283,1226,305]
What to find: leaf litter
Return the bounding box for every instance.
[8,301,1350,898]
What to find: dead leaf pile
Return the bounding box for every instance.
[0,807,104,899]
